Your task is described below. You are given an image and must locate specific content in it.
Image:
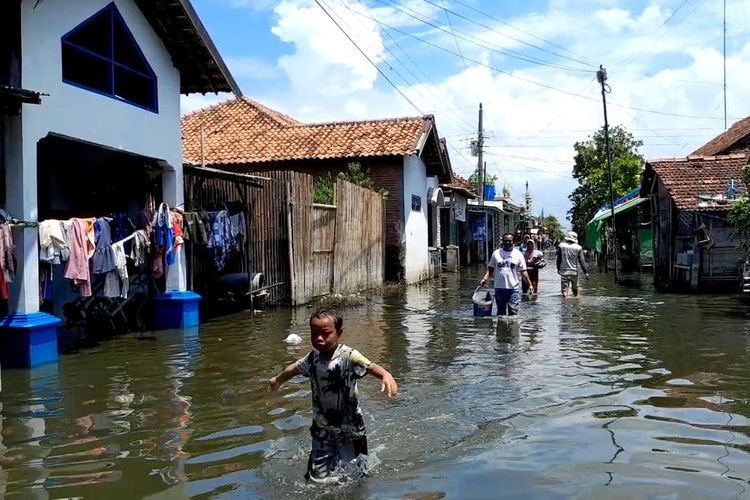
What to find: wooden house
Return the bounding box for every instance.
[642,154,748,292]
[642,117,750,292]
[181,98,453,285]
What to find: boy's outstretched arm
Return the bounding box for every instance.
[368,363,398,398]
[268,362,300,391]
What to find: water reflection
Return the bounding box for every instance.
[3,269,750,497]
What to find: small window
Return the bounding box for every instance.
[61,3,158,112]
[411,195,422,212]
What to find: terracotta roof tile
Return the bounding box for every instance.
[692,116,750,156]
[648,154,749,211]
[181,98,430,165]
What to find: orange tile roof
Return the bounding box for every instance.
[647,154,748,211]
[181,98,431,165]
[692,116,750,156]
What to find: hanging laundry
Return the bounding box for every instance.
[183,211,207,244]
[153,203,174,267]
[104,242,129,299]
[129,229,150,268]
[207,210,232,271]
[92,218,117,275]
[112,213,136,254]
[0,221,15,285]
[39,219,70,264]
[64,218,92,297]
[40,262,53,303]
[229,212,246,247]
[83,218,96,259]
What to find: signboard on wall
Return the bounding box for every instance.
[454,194,467,222]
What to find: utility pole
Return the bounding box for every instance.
[597,65,618,284]
[723,0,727,130]
[477,103,484,206]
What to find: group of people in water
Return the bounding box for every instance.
[481,230,590,315]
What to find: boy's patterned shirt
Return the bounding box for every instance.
[295,344,372,438]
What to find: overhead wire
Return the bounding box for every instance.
[332,0,476,132]
[447,0,594,66]
[314,0,425,114]
[338,2,737,121]
[375,0,594,73]
[617,0,693,68]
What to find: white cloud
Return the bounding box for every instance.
[190,0,750,222]
[271,0,384,96]
[225,56,281,81]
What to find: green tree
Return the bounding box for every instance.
[567,125,644,237]
[541,215,563,241]
[313,162,388,204]
[727,166,750,257]
[467,170,497,191]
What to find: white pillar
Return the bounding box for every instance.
[4,114,40,314]
[161,161,187,292]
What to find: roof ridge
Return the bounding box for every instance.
[288,115,430,129]
[240,97,301,127]
[181,97,237,120]
[650,153,750,163]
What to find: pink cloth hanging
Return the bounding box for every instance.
[64,218,92,297]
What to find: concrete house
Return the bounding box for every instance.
[181,98,453,284]
[0,0,239,367]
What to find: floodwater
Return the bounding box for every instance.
[3,266,750,499]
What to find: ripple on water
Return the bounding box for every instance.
[5,270,750,499]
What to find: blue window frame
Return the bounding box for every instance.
[61,3,158,112]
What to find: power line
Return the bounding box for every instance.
[314,0,424,115]
[377,0,594,73]
[334,0,476,132]
[618,0,703,68]
[340,3,736,121]
[448,0,594,66]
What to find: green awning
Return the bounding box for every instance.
[589,196,648,224]
[584,196,648,252]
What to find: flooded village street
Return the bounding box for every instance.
[3,266,750,499]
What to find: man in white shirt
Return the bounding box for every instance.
[480,233,533,316]
[556,231,589,298]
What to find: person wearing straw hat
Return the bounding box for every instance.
[480,233,533,316]
[556,231,589,298]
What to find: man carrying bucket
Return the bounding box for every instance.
[480,233,533,316]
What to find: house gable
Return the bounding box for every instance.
[692,116,750,157]
[61,3,158,112]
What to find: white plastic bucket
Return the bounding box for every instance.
[472,288,493,316]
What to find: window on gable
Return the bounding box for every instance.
[61,3,158,112]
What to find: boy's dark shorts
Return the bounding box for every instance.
[306,425,368,482]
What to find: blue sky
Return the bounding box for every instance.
[183,0,750,224]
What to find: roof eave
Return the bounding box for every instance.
[176,0,241,97]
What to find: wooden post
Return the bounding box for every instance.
[286,182,296,306]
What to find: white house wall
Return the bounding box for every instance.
[21,0,183,202]
[402,155,429,283]
[10,0,185,312]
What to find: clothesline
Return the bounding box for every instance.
[113,230,139,247]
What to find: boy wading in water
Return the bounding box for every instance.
[268,309,398,482]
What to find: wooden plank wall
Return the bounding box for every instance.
[333,180,385,294]
[287,173,315,305]
[185,170,314,305]
[186,171,384,307]
[311,205,336,299]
